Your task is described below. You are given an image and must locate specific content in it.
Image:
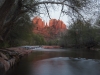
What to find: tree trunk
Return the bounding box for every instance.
[0,0,23,41]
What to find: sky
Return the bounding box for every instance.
[41,9,68,24]
[40,5,71,27]
[33,0,100,27]
[41,10,70,27]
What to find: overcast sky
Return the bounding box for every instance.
[40,7,70,26]
[39,4,71,27]
[34,0,100,27]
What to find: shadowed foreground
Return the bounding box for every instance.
[0,47,32,75]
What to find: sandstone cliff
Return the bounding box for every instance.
[33,17,67,40]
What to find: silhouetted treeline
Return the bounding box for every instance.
[59,19,100,49]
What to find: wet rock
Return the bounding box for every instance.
[42,46,61,49]
[0,47,33,73]
[0,57,10,71]
[0,52,8,60]
[9,58,15,67]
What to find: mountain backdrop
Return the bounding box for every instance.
[32,17,67,40]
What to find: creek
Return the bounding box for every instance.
[5,49,100,75]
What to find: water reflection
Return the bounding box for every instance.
[31,57,100,75]
[5,49,100,75]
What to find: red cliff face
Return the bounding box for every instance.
[49,19,57,27]
[33,17,45,29]
[33,17,67,40]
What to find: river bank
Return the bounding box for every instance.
[0,47,33,75]
[0,46,100,75]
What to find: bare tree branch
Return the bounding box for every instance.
[31,1,85,19]
[33,1,63,6]
[44,4,51,19]
[59,4,64,20]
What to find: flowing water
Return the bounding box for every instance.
[5,49,100,75]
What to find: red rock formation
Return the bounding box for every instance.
[32,17,67,40]
[33,17,45,29]
[49,19,57,27]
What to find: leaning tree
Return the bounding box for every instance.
[0,0,89,47]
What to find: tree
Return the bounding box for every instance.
[0,14,34,47]
[0,0,89,48]
[59,19,98,48]
[0,0,37,46]
[30,34,46,45]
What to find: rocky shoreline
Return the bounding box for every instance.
[0,47,33,75]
